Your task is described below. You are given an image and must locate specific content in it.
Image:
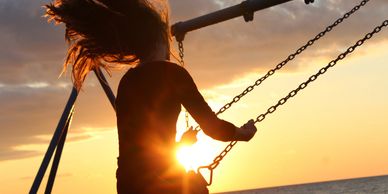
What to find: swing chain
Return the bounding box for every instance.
[178,40,191,130]
[184,0,370,131]
[197,0,371,185]
[216,0,370,116]
[198,140,237,185]
[188,0,371,185]
[178,41,185,67]
[199,19,388,186]
[253,19,388,124]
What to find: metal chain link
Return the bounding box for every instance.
[195,0,371,185]
[215,0,370,116]
[252,20,388,124]
[185,110,189,129]
[199,18,387,186]
[178,40,191,129]
[192,0,370,133]
[178,41,185,67]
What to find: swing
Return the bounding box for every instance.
[175,0,386,186]
[29,0,387,193]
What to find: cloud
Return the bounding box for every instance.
[0,149,42,161]
[0,81,116,161]
[0,0,66,85]
[0,0,122,162]
[0,0,387,161]
[169,0,221,22]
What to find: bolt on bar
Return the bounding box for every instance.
[171,0,295,41]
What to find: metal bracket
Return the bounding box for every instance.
[305,0,314,4]
[171,22,186,42]
[241,0,254,22]
[198,166,214,186]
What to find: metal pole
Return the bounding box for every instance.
[44,110,74,194]
[29,87,78,194]
[171,0,295,41]
[94,68,116,111]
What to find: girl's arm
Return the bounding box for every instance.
[177,66,256,142]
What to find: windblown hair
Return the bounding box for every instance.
[46,0,170,90]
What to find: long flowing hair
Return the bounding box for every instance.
[46,0,170,90]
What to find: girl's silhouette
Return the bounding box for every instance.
[46,0,257,193]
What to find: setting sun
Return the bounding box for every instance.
[175,109,225,171]
[176,145,198,171]
[176,139,218,171]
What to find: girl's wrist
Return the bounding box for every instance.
[233,127,246,141]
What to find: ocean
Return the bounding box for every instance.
[216,175,388,194]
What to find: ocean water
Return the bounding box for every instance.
[217,175,388,194]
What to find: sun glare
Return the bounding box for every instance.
[176,145,196,170]
[175,132,222,171]
[175,105,226,171]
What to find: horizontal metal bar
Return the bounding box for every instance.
[171,0,294,41]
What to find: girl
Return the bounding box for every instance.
[46,0,257,193]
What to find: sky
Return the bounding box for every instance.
[0,0,387,193]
